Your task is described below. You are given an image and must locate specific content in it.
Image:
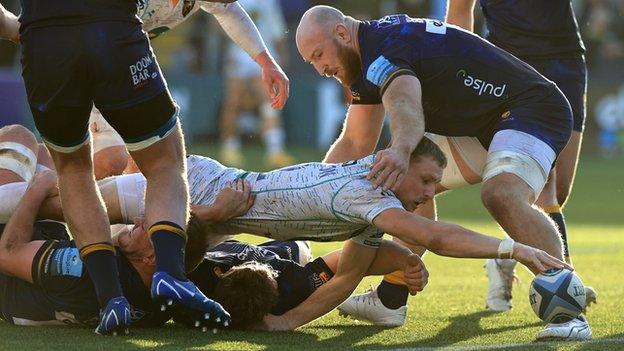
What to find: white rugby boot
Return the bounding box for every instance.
[484,258,517,312]
[337,288,407,327]
[536,315,592,341]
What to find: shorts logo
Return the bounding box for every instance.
[367,55,399,87]
[130,55,158,87]
[456,69,506,98]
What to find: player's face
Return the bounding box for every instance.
[300,36,361,86]
[113,217,154,259]
[394,157,442,212]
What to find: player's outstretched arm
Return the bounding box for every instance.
[0,171,57,283]
[369,75,425,192]
[201,1,289,109]
[324,104,385,163]
[0,3,19,43]
[446,0,477,31]
[322,239,428,295]
[373,208,572,274]
[259,240,377,331]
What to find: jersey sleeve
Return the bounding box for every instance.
[352,37,418,105]
[331,178,405,225]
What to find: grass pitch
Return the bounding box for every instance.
[0,146,622,350]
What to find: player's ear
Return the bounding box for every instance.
[335,23,350,42]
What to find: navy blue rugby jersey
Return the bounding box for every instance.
[480,0,585,59]
[18,0,139,32]
[0,222,166,327]
[351,15,558,140]
[188,240,334,315]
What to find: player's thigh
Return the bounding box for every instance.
[424,133,486,190]
[482,130,557,204]
[0,125,39,184]
[20,27,93,154]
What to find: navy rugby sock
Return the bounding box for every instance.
[547,210,571,264]
[80,243,124,307]
[150,221,187,281]
[377,280,409,309]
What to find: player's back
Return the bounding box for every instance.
[18,0,138,33]
[354,15,559,140]
[480,0,585,59]
[187,154,398,245]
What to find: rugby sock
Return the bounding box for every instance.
[264,128,285,154]
[149,221,187,280]
[377,271,409,309]
[545,206,571,265]
[80,242,124,307]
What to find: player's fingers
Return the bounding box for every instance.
[392,172,406,192]
[532,256,546,273]
[374,166,395,189]
[382,169,401,191]
[368,156,386,181]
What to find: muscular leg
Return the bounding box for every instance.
[555,131,582,206]
[93,146,128,180]
[219,76,246,167]
[481,172,563,259]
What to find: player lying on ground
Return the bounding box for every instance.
[14,139,571,330]
[0,170,427,329]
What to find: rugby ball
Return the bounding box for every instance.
[529,269,585,323]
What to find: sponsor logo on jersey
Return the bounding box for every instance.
[456,69,507,98]
[367,55,399,87]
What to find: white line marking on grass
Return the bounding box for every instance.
[368,336,624,351]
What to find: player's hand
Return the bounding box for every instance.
[210,179,255,222]
[31,169,58,198]
[367,147,410,191]
[512,243,573,274]
[403,254,428,295]
[254,314,292,331]
[257,51,290,110]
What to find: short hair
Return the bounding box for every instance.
[410,137,447,169]
[184,213,209,273]
[211,262,279,329]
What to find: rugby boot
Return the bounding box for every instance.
[337,288,407,327]
[536,314,592,341]
[151,271,230,330]
[484,258,517,311]
[95,296,131,336]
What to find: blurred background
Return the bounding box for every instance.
[1,0,624,168]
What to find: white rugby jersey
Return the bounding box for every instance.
[187,155,403,247]
[116,155,405,248]
[137,0,225,38]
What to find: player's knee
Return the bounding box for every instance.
[481,184,518,218]
[0,124,37,148]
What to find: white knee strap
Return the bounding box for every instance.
[114,173,147,223]
[425,134,487,190]
[0,182,28,223]
[0,141,37,182]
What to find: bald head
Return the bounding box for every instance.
[296,6,346,47]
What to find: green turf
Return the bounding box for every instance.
[1,145,622,350]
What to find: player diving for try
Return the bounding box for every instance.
[15,138,571,331]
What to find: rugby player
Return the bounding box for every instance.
[0,167,426,329]
[0,169,251,328]
[294,6,586,338]
[445,0,594,340]
[1,2,290,179]
[16,0,229,335]
[41,141,569,330]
